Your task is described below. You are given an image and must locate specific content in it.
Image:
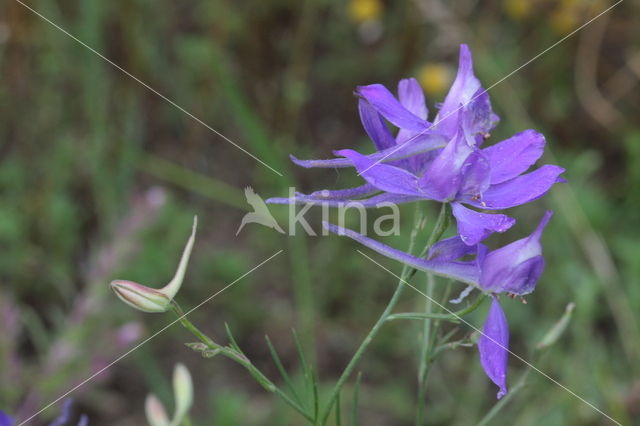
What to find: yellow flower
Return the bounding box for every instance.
[348,0,382,24]
[503,0,533,21]
[550,6,579,35]
[417,63,453,97]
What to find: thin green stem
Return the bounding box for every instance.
[414,204,452,425]
[170,303,314,423]
[319,205,426,425]
[407,203,451,281]
[386,293,486,322]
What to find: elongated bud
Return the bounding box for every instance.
[536,302,575,349]
[171,363,194,426]
[111,280,171,313]
[145,394,170,426]
[110,216,197,313]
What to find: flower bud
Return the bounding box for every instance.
[111,280,172,313]
[172,363,194,425]
[110,216,197,313]
[145,394,170,426]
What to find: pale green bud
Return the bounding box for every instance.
[110,216,197,313]
[111,280,171,313]
[145,394,170,426]
[171,363,194,426]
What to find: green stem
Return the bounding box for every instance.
[414,204,451,425]
[170,303,314,423]
[319,205,426,425]
[385,293,486,322]
[407,203,451,281]
[415,273,435,425]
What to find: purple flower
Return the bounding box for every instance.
[330,128,562,246]
[268,45,564,245]
[479,297,509,398]
[323,211,553,398]
[47,399,89,426]
[0,411,13,426]
[1,399,89,426]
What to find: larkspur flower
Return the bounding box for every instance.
[268,45,564,245]
[0,411,12,426]
[47,399,89,426]
[1,399,89,426]
[323,210,553,398]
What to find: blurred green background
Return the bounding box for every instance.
[1,0,639,424]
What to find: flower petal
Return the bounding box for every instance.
[479,211,552,294]
[398,78,428,119]
[0,411,13,426]
[419,130,474,201]
[434,44,482,138]
[478,297,509,399]
[427,236,477,261]
[462,89,498,145]
[335,149,424,196]
[482,130,546,184]
[458,150,491,198]
[356,84,429,132]
[452,203,515,246]
[469,165,565,210]
[323,222,480,285]
[305,184,379,200]
[358,99,396,151]
[266,192,423,208]
[289,133,446,169]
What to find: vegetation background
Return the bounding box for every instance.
[0,0,639,424]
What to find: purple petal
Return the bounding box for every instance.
[358,99,396,151]
[434,44,481,138]
[289,133,446,169]
[306,184,379,200]
[419,130,474,201]
[468,165,565,210]
[397,78,428,119]
[323,222,480,285]
[427,236,477,261]
[266,192,423,208]
[0,411,13,426]
[485,256,545,295]
[452,203,515,246]
[335,149,424,196]
[356,84,429,132]
[478,297,509,399]
[482,130,546,184]
[479,211,552,294]
[458,150,491,198]
[462,90,497,145]
[48,399,73,426]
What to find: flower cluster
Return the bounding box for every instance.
[1,399,88,426]
[268,44,564,398]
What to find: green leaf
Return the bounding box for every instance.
[537,302,576,349]
[265,335,301,404]
[351,372,362,426]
